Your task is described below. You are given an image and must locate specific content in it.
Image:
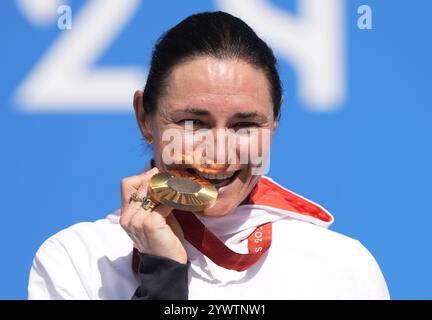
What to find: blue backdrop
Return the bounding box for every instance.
[1,0,431,299]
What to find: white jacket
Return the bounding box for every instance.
[28,177,389,300]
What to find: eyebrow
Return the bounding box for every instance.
[234,111,258,119]
[172,108,267,121]
[182,108,210,116]
[234,111,269,123]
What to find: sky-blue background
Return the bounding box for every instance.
[1,0,431,299]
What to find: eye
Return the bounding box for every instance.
[177,119,205,126]
[232,122,259,129]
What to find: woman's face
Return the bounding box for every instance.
[134,56,278,217]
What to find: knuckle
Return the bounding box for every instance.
[142,167,159,177]
[149,167,159,174]
[119,217,128,229]
[121,177,131,186]
[119,214,131,229]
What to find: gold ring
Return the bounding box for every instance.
[129,192,158,211]
[141,196,158,211]
[129,192,143,204]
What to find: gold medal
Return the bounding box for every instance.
[148,170,218,212]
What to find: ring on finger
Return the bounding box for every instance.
[129,192,158,212]
[141,196,158,211]
[129,192,143,204]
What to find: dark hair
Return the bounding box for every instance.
[143,11,282,120]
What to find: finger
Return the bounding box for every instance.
[120,167,160,226]
[152,203,172,218]
[134,167,160,186]
[126,178,172,225]
[166,213,185,240]
[121,184,152,228]
[122,167,159,196]
[128,180,151,211]
[127,175,172,226]
[128,203,173,235]
[134,181,172,218]
[121,167,159,208]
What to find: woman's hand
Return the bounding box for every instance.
[120,167,188,264]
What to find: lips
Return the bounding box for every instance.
[194,170,235,180]
[165,153,242,189]
[186,167,241,188]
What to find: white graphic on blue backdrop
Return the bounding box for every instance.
[14,0,146,112]
[13,0,345,112]
[217,0,345,111]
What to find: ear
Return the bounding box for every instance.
[133,90,153,144]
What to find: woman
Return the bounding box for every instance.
[28,11,389,300]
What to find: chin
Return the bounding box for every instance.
[199,200,236,217]
[198,172,259,218]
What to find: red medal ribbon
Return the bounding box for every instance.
[132,213,272,273]
[132,176,332,273]
[174,210,272,272]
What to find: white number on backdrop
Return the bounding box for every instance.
[216,0,346,111]
[14,0,345,113]
[14,0,146,112]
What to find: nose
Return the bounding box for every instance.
[210,127,239,166]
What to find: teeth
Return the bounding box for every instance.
[194,170,236,180]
